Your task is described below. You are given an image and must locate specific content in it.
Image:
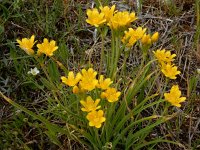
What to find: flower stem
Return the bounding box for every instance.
[112,36,120,80]
[109,30,115,78]
[99,33,105,74]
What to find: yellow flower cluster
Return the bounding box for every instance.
[61,68,120,98]
[121,28,159,47]
[61,68,121,128]
[154,50,186,107]
[16,35,58,57]
[141,32,159,45]
[80,96,105,128]
[86,5,159,47]
[164,85,186,107]
[122,27,147,47]
[86,5,137,30]
[154,49,180,79]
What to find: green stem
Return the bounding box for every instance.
[105,102,116,142]
[121,50,129,76]
[153,78,169,115]
[112,36,120,80]
[94,128,102,148]
[109,30,115,78]
[99,32,105,74]
[35,57,61,104]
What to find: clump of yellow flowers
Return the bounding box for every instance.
[141,32,159,46]
[85,4,186,109]
[153,49,186,107]
[16,35,58,57]
[154,49,180,80]
[86,5,137,30]
[61,68,121,128]
[86,5,159,48]
[122,27,147,47]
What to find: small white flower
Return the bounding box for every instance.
[197,68,200,74]
[28,67,40,76]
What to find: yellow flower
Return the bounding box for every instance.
[122,27,146,47]
[61,71,82,86]
[161,64,181,79]
[151,32,159,42]
[129,12,137,23]
[86,8,106,27]
[37,38,58,57]
[141,34,152,45]
[141,32,159,45]
[73,86,79,94]
[100,5,116,22]
[101,87,121,102]
[164,85,186,107]
[80,96,101,112]
[108,11,137,29]
[79,68,98,91]
[16,35,36,55]
[72,85,86,94]
[97,75,113,90]
[86,110,106,128]
[153,49,176,65]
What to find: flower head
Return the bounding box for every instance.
[153,49,176,65]
[164,85,186,107]
[101,87,121,102]
[79,68,98,91]
[86,8,106,27]
[16,35,36,55]
[141,33,152,45]
[28,67,39,75]
[108,11,137,30]
[97,75,113,90]
[61,71,82,87]
[141,32,159,45]
[151,32,159,42]
[80,96,101,112]
[37,38,58,57]
[122,27,146,47]
[86,110,106,128]
[100,5,116,22]
[161,64,181,79]
[73,86,79,94]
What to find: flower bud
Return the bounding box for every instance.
[141,34,151,45]
[73,86,79,94]
[151,32,159,43]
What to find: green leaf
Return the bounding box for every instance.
[45,130,61,146]
[40,77,57,90]
[48,60,60,83]
[0,4,9,19]
[0,25,4,35]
